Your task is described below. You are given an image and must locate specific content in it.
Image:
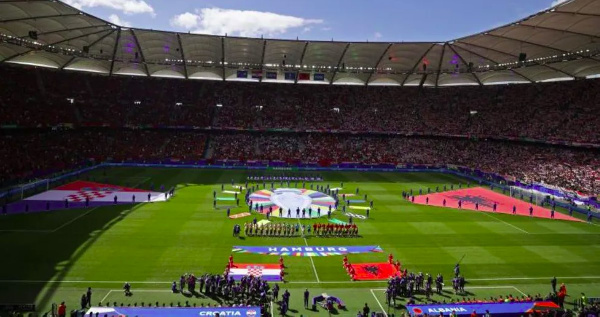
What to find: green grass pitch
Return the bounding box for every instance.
[0,167,599,316]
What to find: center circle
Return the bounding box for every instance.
[248,188,336,219]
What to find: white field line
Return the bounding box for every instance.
[0,207,99,233]
[512,286,527,296]
[297,218,320,283]
[481,212,530,234]
[270,301,274,316]
[51,207,100,232]
[370,289,388,316]
[100,290,113,303]
[2,276,599,285]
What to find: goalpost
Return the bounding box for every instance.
[509,186,548,205]
[17,178,50,199]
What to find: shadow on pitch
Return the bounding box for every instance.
[0,202,141,313]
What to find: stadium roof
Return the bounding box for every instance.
[1,0,599,86]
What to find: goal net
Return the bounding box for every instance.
[509,186,548,205]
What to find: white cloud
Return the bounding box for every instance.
[108,14,132,27]
[63,0,155,16]
[321,27,332,31]
[373,32,382,39]
[170,12,200,29]
[170,8,323,37]
[551,0,568,6]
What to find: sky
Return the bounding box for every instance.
[62,0,568,42]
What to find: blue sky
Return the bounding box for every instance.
[63,0,566,41]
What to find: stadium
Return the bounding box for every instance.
[0,0,599,316]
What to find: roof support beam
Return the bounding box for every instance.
[19,25,109,39]
[259,40,267,82]
[109,28,121,76]
[552,10,600,18]
[452,43,534,83]
[60,28,115,70]
[176,33,188,79]
[456,40,575,78]
[434,43,447,87]
[294,42,309,84]
[60,56,77,71]
[330,43,350,85]
[401,43,435,86]
[1,28,111,63]
[221,37,226,81]
[0,13,82,24]
[518,23,600,40]
[447,44,482,86]
[483,33,600,63]
[130,29,149,77]
[365,43,393,86]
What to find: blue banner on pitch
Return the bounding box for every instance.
[232,245,382,256]
[407,302,560,317]
[86,306,261,316]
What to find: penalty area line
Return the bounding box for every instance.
[51,207,100,232]
[100,290,113,303]
[0,207,100,234]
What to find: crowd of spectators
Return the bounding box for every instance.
[0,129,597,196]
[1,65,599,144]
[1,65,599,195]
[0,129,206,186]
[210,134,599,195]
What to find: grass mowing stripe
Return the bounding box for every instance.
[481,212,530,234]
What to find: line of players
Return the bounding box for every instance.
[403,191,557,219]
[243,222,359,237]
[247,174,323,182]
